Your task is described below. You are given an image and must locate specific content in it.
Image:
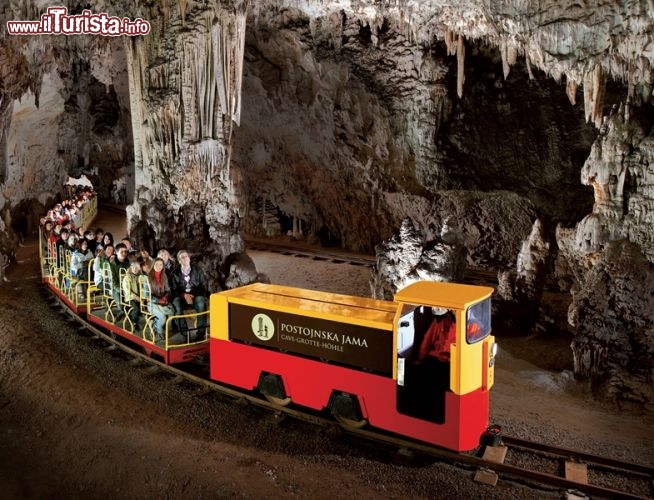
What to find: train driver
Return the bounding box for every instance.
[403,306,456,423]
[415,307,457,365]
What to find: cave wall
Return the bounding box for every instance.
[558,105,654,405]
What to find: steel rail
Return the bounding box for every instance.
[502,435,654,476]
[346,427,653,500]
[245,238,497,283]
[246,239,375,267]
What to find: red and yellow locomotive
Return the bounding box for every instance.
[210,281,495,451]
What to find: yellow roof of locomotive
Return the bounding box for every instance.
[394,281,494,310]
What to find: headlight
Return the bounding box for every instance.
[491,343,498,357]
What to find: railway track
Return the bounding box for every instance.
[246,239,376,267]
[46,288,653,500]
[245,238,498,285]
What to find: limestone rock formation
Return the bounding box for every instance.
[494,218,553,329]
[222,251,270,290]
[515,219,551,305]
[557,104,654,405]
[567,240,654,405]
[120,0,252,291]
[370,217,466,300]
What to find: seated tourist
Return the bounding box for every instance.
[83,230,96,253]
[122,260,142,327]
[93,244,114,290]
[110,243,131,308]
[70,238,93,281]
[156,248,176,279]
[170,250,208,340]
[147,258,175,340]
[139,249,153,272]
[93,228,105,251]
[102,232,114,248]
[121,236,138,257]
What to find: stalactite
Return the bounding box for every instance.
[583,64,605,128]
[525,53,534,80]
[328,10,344,51]
[178,0,187,25]
[456,34,465,99]
[213,3,248,127]
[566,78,577,106]
[189,25,217,142]
[501,40,517,80]
[368,15,384,47]
[501,41,509,79]
[234,8,247,126]
[583,70,593,123]
[124,35,149,179]
[180,39,196,141]
[592,65,605,128]
[444,28,456,56]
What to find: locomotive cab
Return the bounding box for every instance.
[394,282,495,428]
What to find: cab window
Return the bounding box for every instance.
[466,298,491,343]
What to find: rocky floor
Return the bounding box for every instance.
[0,227,652,499]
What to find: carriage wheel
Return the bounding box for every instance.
[335,415,368,429]
[329,391,366,430]
[264,394,292,407]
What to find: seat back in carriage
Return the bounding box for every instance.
[138,274,156,342]
[62,249,76,298]
[42,234,57,281]
[99,262,118,322]
[118,267,136,332]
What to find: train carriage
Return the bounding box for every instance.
[84,269,210,364]
[209,281,496,451]
[40,228,209,365]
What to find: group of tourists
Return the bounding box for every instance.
[40,189,209,342]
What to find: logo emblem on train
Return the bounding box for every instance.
[251,313,275,341]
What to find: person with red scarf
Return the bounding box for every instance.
[148,258,175,340]
[402,306,456,423]
[416,307,457,363]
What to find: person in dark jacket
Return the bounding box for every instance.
[170,249,208,340]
